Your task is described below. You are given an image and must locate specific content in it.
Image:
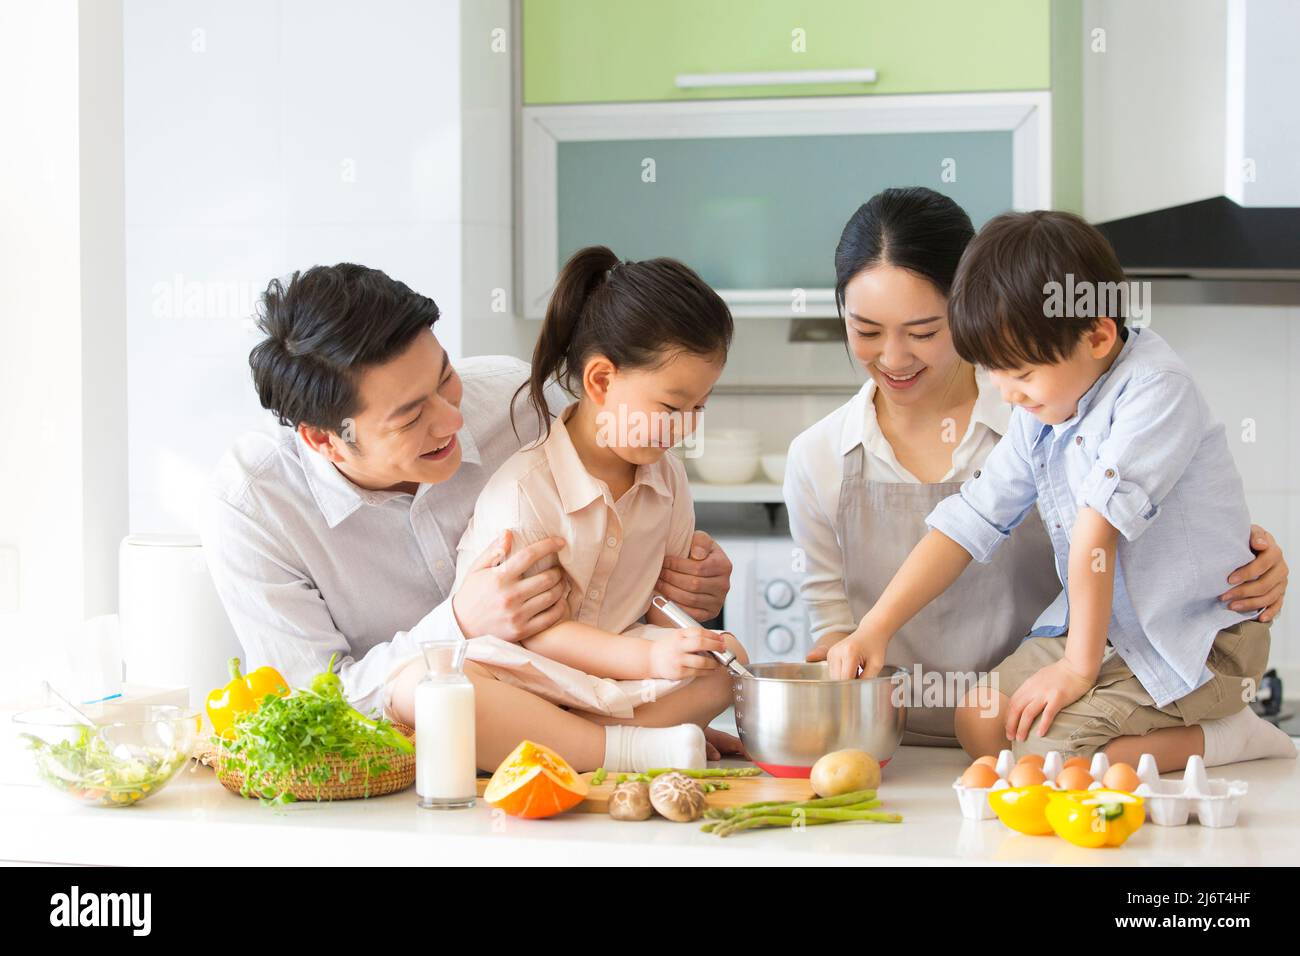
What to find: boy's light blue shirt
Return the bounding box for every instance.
[926,327,1256,708]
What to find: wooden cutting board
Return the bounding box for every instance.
[475,771,815,813]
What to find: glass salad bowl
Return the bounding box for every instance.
[12,702,200,807]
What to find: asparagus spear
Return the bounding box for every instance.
[644,767,762,779]
[723,798,882,818]
[714,815,838,837]
[703,788,879,818]
[712,807,901,837]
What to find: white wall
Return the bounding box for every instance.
[1152,297,1298,684]
[124,0,481,533]
[0,0,128,706]
[458,0,532,362]
[80,0,130,620]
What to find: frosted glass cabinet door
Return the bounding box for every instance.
[557,131,1012,297]
[520,93,1052,318]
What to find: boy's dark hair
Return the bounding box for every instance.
[249,263,439,433]
[834,186,975,308]
[516,245,733,440]
[948,210,1128,370]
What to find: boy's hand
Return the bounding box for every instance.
[1005,658,1095,741]
[648,627,726,681]
[826,623,891,681]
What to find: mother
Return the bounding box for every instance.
[785,187,1289,746]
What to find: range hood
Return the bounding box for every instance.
[1082,1,1300,283]
[1097,197,1300,281]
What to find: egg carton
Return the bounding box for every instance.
[1132,754,1248,828]
[951,750,1248,827]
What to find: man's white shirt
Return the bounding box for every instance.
[201,355,566,717]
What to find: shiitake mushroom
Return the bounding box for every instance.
[648,772,706,822]
[608,780,653,821]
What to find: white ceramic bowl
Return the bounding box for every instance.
[700,428,759,453]
[760,453,787,484]
[693,454,760,484]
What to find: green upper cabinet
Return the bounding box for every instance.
[522,0,1051,104]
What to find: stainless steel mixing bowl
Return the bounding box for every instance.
[733,662,908,776]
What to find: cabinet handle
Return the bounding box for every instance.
[675,68,877,89]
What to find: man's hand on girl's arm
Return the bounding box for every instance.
[452,530,569,641]
[657,531,732,622]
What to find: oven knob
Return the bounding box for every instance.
[764,579,795,609]
[765,625,795,655]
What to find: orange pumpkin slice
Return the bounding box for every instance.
[483,740,590,818]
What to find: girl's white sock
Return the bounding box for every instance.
[1201,707,1297,767]
[602,724,707,772]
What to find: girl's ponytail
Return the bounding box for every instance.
[514,243,732,441]
[515,245,619,440]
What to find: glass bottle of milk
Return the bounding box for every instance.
[415,638,476,809]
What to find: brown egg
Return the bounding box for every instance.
[974,755,999,769]
[960,764,1001,788]
[1017,753,1045,767]
[1008,763,1047,787]
[1063,756,1090,771]
[1056,766,1095,790]
[1103,763,1141,792]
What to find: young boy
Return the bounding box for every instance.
[826,210,1295,770]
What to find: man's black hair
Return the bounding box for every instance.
[248,263,439,433]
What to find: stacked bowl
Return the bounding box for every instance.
[693,428,760,484]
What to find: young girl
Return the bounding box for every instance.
[447,245,747,772]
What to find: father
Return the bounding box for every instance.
[201,263,736,762]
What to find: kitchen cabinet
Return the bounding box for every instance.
[522,0,1051,104]
[521,92,1052,318]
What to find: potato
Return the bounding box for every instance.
[810,749,881,797]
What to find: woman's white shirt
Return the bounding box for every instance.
[782,369,1011,643]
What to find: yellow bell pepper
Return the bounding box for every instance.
[242,660,290,704]
[1045,789,1145,848]
[205,657,289,740]
[988,785,1055,835]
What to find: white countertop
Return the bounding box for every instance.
[4,723,1297,866]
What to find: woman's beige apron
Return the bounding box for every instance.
[837,443,1061,745]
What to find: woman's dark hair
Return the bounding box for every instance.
[517,245,733,440]
[249,263,439,434]
[948,210,1128,370]
[834,187,976,316]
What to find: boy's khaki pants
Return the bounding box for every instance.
[980,620,1270,758]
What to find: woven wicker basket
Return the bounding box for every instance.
[212,722,417,801]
